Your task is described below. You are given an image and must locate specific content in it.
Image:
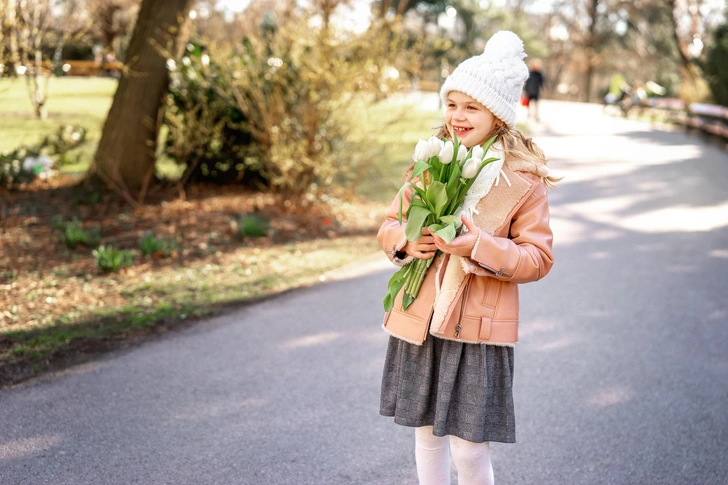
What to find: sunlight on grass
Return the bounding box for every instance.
[0,77,116,173]
[347,96,443,201]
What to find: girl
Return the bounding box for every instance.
[377,31,559,485]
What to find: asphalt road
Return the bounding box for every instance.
[2,101,728,485]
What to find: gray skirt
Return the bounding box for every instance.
[380,332,516,443]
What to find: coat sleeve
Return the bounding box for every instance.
[467,179,554,284]
[377,184,415,267]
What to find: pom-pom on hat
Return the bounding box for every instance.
[440,31,528,127]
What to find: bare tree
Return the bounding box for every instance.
[3,0,22,76]
[87,0,141,56]
[583,0,600,102]
[16,0,55,118]
[87,0,194,198]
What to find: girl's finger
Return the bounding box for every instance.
[461,215,480,235]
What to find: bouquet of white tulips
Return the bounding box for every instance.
[383,134,499,312]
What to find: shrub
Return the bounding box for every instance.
[162,10,414,200]
[232,214,270,239]
[139,233,175,258]
[0,125,87,190]
[93,245,135,272]
[57,219,101,249]
[701,23,728,106]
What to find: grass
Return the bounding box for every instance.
[345,95,444,201]
[0,77,116,173]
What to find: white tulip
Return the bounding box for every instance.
[471,145,485,161]
[22,156,37,172]
[438,140,454,164]
[413,139,428,162]
[456,144,468,163]
[427,136,444,158]
[461,157,481,178]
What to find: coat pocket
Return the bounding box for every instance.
[481,277,501,308]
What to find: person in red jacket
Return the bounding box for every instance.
[378,31,559,485]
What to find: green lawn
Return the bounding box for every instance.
[0,77,116,173]
[338,96,444,201]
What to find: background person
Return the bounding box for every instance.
[524,59,545,121]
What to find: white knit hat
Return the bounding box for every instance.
[440,31,528,127]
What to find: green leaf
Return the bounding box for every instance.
[405,205,432,242]
[439,215,458,225]
[410,160,431,181]
[446,159,462,199]
[481,134,497,154]
[402,292,415,311]
[426,181,448,218]
[428,223,444,233]
[398,187,404,225]
[435,222,457,244]
[383,266,409,312]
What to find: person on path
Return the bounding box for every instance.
[377,31,558,485]
[524,59,545,121]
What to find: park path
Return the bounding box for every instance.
[2,100,728,485]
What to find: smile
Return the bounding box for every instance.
[453,126,473,134]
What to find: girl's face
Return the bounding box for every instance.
[445,91,497,148]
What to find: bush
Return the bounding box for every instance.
[0,125,87,190]
[139,233,175,258]
[163,42,259,186]
[93,245,135,273]
[56,219,101,249]
[162,11,413,200]
[701,23,728,106]
[232,214,270,239]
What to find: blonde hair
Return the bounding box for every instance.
[424,122,562,188]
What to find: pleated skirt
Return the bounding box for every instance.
[380,332,516,443]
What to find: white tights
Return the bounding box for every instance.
[414,425,495,485]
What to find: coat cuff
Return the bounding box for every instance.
[388,236,414,267]
[466,230,514,278]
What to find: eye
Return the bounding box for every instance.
[467,105,478,111]
[447,102,456,108]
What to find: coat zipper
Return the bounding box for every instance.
[454,275,472,339]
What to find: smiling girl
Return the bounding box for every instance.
[377,31,559,484]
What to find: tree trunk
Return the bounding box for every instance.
[87,0,193,193]
[6,0,21,75]
[583,0,599,102]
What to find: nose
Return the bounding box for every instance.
[451,106,466,121]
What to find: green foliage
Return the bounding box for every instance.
[232,214,270,239]
[92,245,134,273]
[0,124,87,189]
[163,42,257,186]
[56,219,101,249]
[163,14,413,199]
[701,23,728,106]
[139,233,175,258]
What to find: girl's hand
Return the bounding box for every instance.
[403,227,437,259]
[432,215,480,258]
